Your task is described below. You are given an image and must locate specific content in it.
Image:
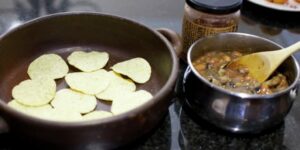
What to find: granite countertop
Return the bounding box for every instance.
[0,0,300,149]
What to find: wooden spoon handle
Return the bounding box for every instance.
[285,41,300,55]
[281,41,300,57]
[269,41,300,66]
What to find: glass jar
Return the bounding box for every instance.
[182,0,242,56]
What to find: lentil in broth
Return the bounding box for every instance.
[192,51,288,94]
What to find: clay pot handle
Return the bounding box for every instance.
[156,28,183,59]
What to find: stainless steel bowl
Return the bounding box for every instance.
[182,32,300,133]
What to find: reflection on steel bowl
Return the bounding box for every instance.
[192,51,289,94]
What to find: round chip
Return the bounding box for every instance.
[83,111,113,120]
[28,54,69,79]
[51,89,97,114]
[111,90,153,115]
[65,70,111,95]
[36,108,82,122]
[8,100,53,115]
[12,78,56,106]
[111,57,151,83]
[67,51,109,72]
[96,71,136,101]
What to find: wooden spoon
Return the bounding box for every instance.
[227,41,300,83]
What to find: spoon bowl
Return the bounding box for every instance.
[227,41,300,83]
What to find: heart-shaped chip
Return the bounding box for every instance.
[8,100,53,115]
[111,90,153,114]
[28,54,69,80]
[111,57,151,83]
[65,69,110,95]
[12,78,56,106]
[96,71,136,101]
[67,51,109,72]
[37,108,82,122]
[51,89,97,114]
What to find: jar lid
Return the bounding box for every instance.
[186,0,242,14]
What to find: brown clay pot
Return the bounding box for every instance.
[0,12,180,149]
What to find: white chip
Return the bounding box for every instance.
[28,54,69,79]
[111,90,153,114]
[83,111,113,120]
[67,51,109,72]
[36,108,82,122]
[12,78,56,106]
[8,100,53,115]
[51,89,97,114]
[65,69,111,95]
[111,57,151,83]
[9,100,82,121]
[96,71,136,101]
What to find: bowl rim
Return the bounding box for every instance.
[0,12,179,127]
[187,32,300,99]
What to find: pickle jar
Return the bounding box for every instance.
[182,0,242,55]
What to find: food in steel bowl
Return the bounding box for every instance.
[192,51,289,94]
[184,32,299,133]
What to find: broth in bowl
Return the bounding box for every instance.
[192,51,289,94]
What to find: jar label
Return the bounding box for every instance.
[182,16,238,54]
